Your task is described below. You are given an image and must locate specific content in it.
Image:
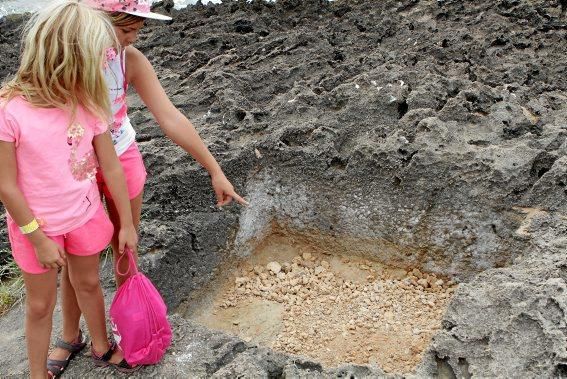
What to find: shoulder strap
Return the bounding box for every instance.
[121,49,128,90]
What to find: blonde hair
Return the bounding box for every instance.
[0,0,118,124]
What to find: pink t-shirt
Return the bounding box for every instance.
[0,97,107,235]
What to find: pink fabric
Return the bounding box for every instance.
[104,47,117,70]
[96,142,147,200]
[112,101,128,132]
[106,48,128,133]
[110,249,172,365]
[84,0,151,13]
[7,204,113,274]
[0,97,107,235]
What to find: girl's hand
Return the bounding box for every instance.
[34,238,66,270]
[117,224,138,255]
[211,173,249,207]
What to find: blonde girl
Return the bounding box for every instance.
[0,0,138,377]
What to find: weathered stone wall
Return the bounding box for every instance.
[1,0,566,376]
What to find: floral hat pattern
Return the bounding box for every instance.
[83,0,172,20]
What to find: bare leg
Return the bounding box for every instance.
[107,191,143,287]
[47,266,82,361]
[50,191,143,361]
[66,253,124,364]
[22,269,58,379]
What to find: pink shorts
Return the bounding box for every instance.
[96,142,147,200]
[7,204,113,274]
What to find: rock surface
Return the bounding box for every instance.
[1,0,566,377]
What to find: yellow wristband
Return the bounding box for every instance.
[19,219,39,234]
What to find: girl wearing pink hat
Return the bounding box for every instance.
[48,0,248,375]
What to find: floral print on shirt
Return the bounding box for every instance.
[105,48,117,68]
[105,47,128,143]
[67,123,98,181]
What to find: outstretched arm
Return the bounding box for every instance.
[93,131,138,254]
[125,46,248,207]
[0,141,65,269]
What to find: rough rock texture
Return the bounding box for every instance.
[1,0,566,377]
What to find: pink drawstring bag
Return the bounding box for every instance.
[109,249,172,365]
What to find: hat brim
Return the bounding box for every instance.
[124,10,172,21]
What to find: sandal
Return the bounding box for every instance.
[91,340,140,373]
[46,329,87,378]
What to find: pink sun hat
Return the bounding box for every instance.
[84,0,172,21]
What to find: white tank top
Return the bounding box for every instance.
[104,49,136,156]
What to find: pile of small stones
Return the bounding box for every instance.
[218,253,455,372]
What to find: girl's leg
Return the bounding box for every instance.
[107,191,143,287]
[65,253,124,364]
[22,269,58,379]
[47,266,82,361]
[48,191,143,361]
[60,266,81,339]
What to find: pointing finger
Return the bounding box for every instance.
[232,192,249,206]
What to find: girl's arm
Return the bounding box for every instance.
[0,141,66,269]
[93,131,138,254]
[125,46,248,207]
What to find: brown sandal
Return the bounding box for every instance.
[46,330,87,378]
[91,340,140,373]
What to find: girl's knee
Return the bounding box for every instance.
[26,298,55,320]
[70,274,101,294]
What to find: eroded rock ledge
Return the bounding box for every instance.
[1,0,566,377]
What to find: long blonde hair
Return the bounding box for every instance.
[0,0,118,123]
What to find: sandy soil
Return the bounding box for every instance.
[188,234,455,373]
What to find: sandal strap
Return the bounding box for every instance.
[47,358,68,378]
[96,340,117,362]
[91,340,139,373]
[54,329,86,353]
[47,359,67,368]
[116,358,134,369]
[111,358,140,373]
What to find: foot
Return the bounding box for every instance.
[47,330,87,378]
[48,337,78,362]
[108,347,125,365]
[47,334,83,361]
[91,344,124,364]
[91,340,139,373]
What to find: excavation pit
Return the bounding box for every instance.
[181,232,457,374]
